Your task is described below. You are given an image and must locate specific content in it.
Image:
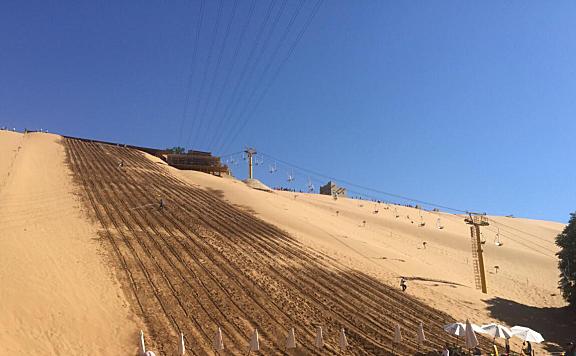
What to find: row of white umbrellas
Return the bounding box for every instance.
[444,320,544,349]
[138,326,351,355]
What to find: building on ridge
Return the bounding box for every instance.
[320,181,347,198]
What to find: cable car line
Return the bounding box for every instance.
[219,0,323,154]
[176,0,205,148]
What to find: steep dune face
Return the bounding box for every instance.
[0,132,139,354]
[63,137,498,355]
[170,167,570,352]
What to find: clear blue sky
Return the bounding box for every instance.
[1,1,575,222]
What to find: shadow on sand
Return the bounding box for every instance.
[485,297,575,353]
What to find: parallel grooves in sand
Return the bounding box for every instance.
[64,138,491,355]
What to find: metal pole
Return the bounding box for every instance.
[475,224,488,293]
[248,152,253,179]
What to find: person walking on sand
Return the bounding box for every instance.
[400,277,407,292]
[522,341,532,355]
[159,198,165,210]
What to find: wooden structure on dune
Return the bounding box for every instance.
[163,151,229,176]
[62,135,229,176]
[320,181,347,198]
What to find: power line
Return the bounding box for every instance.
[207,0,284,152]
[176,0,205,148]
[185,0,225,149]
[202,0,257,151]
[213,0,294,149]
[220,0,323,155]
[193,0,240,150]
[258,151,469,213]
[243,151,558,258]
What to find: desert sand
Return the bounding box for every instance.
[0,131,140,354]
[172,167,570,353]
[0,131,571,355]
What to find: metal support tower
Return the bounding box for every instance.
[244,147,257,179]
[465,213,489,294]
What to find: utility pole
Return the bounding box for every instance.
[244,147,257,179]
[464,213,489,294]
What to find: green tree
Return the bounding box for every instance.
[166,146,186,154]
[556,212,576,307]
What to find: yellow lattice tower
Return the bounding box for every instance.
[464,213,489,293]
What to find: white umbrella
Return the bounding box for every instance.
[510,326,544,343]
[481,323,513,339]
[417,322,426,345]
[178,333,186,355]
[444,322,485,337]
[465,319,479,349]
[444,323,466,337]
[339,328,349,351]
[315,326,325,348]
[213,327,224,351]
[249,329,260,352]
[394,323,402,343]
[139,330,146,356]
[286,328,297,349]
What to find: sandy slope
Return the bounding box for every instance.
[0,132,140,354]
[170,168,570,352]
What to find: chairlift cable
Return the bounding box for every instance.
[185,0,225,149]
[216,0,304,153]
[207,0,278,151]
[204,0,258,150]
[194,0,240,149]
[220,0,323,154]
[176,0,205,148]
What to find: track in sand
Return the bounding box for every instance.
[64,138,490,355]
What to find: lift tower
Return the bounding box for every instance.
[244,147,257,179]
[465,213,489,294]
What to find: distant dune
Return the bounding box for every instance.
[0,131,572,355]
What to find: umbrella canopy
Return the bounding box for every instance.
[315,326,325,348]
[286,328,297,349]
[139,330,146,356]
[394,323,402,343]
[213,327,224,351]
[510,326,544,343]
[444,322,485,337]
[339,328,349,350]
[417,322,426,345]
[465,319,479,349]
[178,333,185,355]
[249,329,260,351]
[444,323,466,337]
[481,324,513,339]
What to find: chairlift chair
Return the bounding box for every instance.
[494,228,503,246]
[418,212,426,227]
[269,163,277,174]
[307,178,314,193]
[436,218,444,230]
[287,170,295,183]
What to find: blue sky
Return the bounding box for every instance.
[1,1,575,222]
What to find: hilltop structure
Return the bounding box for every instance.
[319,181,347,198]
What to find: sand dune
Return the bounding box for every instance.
[0,132,140,354]
[0,131,571,355]
[172,168,570,353]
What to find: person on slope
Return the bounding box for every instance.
[441,343,450,356]
[159,198,165,210]
[400,277,407,292]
